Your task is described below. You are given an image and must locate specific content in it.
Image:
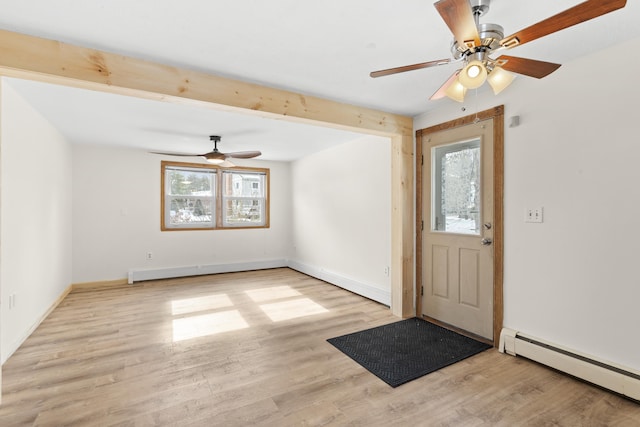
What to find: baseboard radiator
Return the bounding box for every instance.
[128,259,287,284]
[499,328,640,401]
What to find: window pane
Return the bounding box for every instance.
[222,170,267,227]
[168,197,214,227]
[223,172,264,197]
[167,169,213,196]
[223,199,264,226]
[432,139,481,235]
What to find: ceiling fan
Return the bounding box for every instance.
[152,135,262,166]
[370,0,627,102]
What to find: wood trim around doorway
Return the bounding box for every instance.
[415,105,504,346]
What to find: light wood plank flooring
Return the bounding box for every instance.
[1,268,639,426]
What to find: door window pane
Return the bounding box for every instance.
[432,138,481,235]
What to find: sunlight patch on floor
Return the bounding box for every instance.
[259,298,329,322]
[244,286,302,302]
[172,310,249,342]
[171,294,233,315]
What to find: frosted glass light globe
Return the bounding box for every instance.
[459,60,487,89]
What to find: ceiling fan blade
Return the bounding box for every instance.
[500,0,627,49]
[370,59,451,78]
[497,55,561,79]
[150,151,199,157]
[224,151,262,159]
[430,70,461,100]
[434,0,481,49]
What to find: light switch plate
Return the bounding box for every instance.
[525,207,544,223]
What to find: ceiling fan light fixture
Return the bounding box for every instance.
[445,77,467,102]
[205,158,225,165]
[487,65,515,94]
[459,60,487,89]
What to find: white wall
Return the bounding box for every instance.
[290,135,392,305]
[1,80,73,363]
[415,37,640,371]
[72,146,292,283]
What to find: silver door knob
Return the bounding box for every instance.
[481,238,493,246]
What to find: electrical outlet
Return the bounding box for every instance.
[384,266,390,277]
[146,252,153,260]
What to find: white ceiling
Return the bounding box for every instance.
[5,78,369,161]
[1,0,638,161]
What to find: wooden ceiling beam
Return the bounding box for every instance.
[0,29,412,137]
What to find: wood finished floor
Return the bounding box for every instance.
[1,268,639,426]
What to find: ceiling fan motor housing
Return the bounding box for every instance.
[451,0,501,61]
[451,22,504,60]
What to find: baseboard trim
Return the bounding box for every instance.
[2,284,72,365]
[287,260,391,306]
[72,278,129,292]
[131,259,392,306]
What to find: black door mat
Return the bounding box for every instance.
[327,317,491,387]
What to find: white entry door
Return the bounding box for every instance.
[421,118,494,340]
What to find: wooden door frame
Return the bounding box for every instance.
[415,105,504,346]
